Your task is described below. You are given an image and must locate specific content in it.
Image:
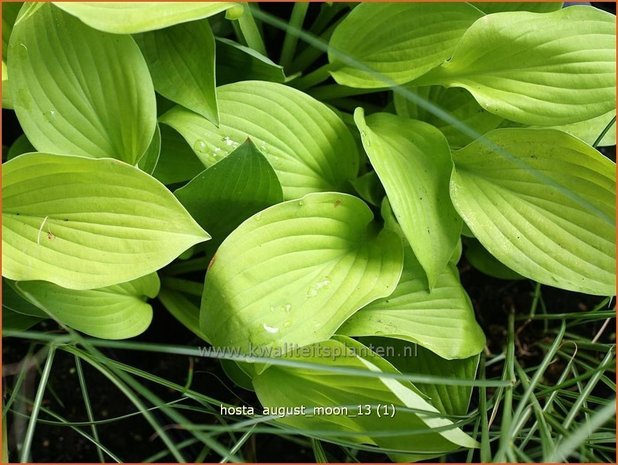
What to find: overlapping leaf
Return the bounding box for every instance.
[17,273,159,339]
[546,111,616,147]
[8,3,156,164]
[464,239,524,280]
[161,81,359,199]
[393,86,505,149]
[200,192,403,354]
[3,308,42,331]
[152,125,205,185]
[3,153,210,290]
[175,140,283,242]
[3,279,46,318]
[159,287,209,342]
[417,7,616,125]
[2,2,21,60]
[138,20,218,124]
[340,247,485,360]
[361,337,479,416]
[253,337,478,458]
[355,109,461,288]
[54,2,238,34]
[328,3,482,88]
[137,125,161,175]
[216,37,285,85]
[6,134,35,161]
[450,129,616,295]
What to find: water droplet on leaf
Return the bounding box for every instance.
[307,277,331,298]
[193,139,208,154]
[263,323,280,334]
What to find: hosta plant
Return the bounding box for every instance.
[2,1,616,461]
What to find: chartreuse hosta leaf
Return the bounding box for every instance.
[354,109,461,289]
[361,337,479,416]
[340,247,485,360]
[3,153,210,290]
[394,86,505,149]
[161,81,359,200]
[138,20,218,125]
[54,2,238,34]
[175,140,283,243]
[17,273,160,339]
[450,129,616,296]
[200,192,403,355]
[253,337,478,459]
[8,3,156,164]
[328,3,482,89]
[416,7,616,126]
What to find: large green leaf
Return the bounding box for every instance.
[450,129,616,296]
[394,86,505,149]
[216,37,285,86]
[200,192,403,354]
[8,3,156,164]
[354,109,461,288]
[54,2,238,34]
[361,337,479,417]
[138,20,218,124]
[416,7,616,126]
[17,273,159,339]
[175,140,283,243]
[253,337,477,458]
[152,125,205,186]
[160,81,359,199]
[2,153,210,290]
[340,247,485,359]
[328,3,482,88]
[471,3,562,14]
